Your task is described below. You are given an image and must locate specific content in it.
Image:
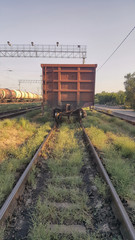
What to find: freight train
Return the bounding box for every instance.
[41,64,97,120]
[0,88,42,103]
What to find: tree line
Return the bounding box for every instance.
[95,72,135,109]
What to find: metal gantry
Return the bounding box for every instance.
[18,79,41,90]
[0,44,87,63]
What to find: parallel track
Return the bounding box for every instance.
[81,123,135,240]
[0,126,55,223]
[0,106,41,120]
[0,123,135,239]
[94,107,135,125]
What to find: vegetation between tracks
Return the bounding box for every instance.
[83,110,135,200]
[28,123,93,240]
[28,122,121,240]
[0,106,53,207]
[0,102,41,113]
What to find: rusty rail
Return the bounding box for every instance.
[80,123,135,240]
[0,106,41,120]
[0,126,55,225]
[94,108,135,125]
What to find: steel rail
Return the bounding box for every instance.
[0,106,41,119]
[0,105,40,115]
[95,108,135,125]
[113,112,135,125]
[80,123,135,240]
[0,126,55,224]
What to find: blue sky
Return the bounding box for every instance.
[0,0,135,94]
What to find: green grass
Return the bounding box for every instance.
[0,121,52,205]
[111,135,135,159]
[83,110,135,136]
[28,122,123,240]
[28,123,94,239]
[103,146,134,198]
[86,126,108,150]
[28,223,91,240]
[93,176,108,197]
[49,176,83,188]
[0,116,36,130]
[0,226,5,240]
[31,198,91,226]
[46,185,88,204]
[0,102,41,113]
[0,106,53,207]
[83,110,135,200]
[28,166,38,187]
[48,161,82,177]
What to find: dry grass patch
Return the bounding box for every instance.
[0,118,37,163]
[0,127,32,150]
[0,106,53,206]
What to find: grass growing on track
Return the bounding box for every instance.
[32,198,90,226]
[0,105,53,207]
[0,118,37,162]
[0,102,41,113]
[84,110,135,137]
[28,123,92,240]
[49,176,83,188]
[0,227,5,240]
[83,110,135,200]
[29,225,91,240]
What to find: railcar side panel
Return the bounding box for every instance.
[41,64,97,108]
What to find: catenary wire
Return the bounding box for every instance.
[97,26,135,71]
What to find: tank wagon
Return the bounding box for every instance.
[0,88,42,102]
[41,64,97,120]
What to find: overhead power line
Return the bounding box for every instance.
[97,26,135,71]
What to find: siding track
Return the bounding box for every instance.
[0,106,41,119]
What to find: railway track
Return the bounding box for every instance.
[94,107,135,125]
[0,106,41,120]
[0,122,135,240]
[0,101,42,104]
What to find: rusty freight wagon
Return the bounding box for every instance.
[41,64,97,109]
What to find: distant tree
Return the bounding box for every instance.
[95,91,126,105]
[116,91,126,105]
[124,72,135,109]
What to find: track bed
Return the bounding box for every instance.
[3,122,123,240]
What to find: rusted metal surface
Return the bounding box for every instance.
[41,64,97,108]
[53,105,87,123]
[0,126,55,224]
[81,123,135,240]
